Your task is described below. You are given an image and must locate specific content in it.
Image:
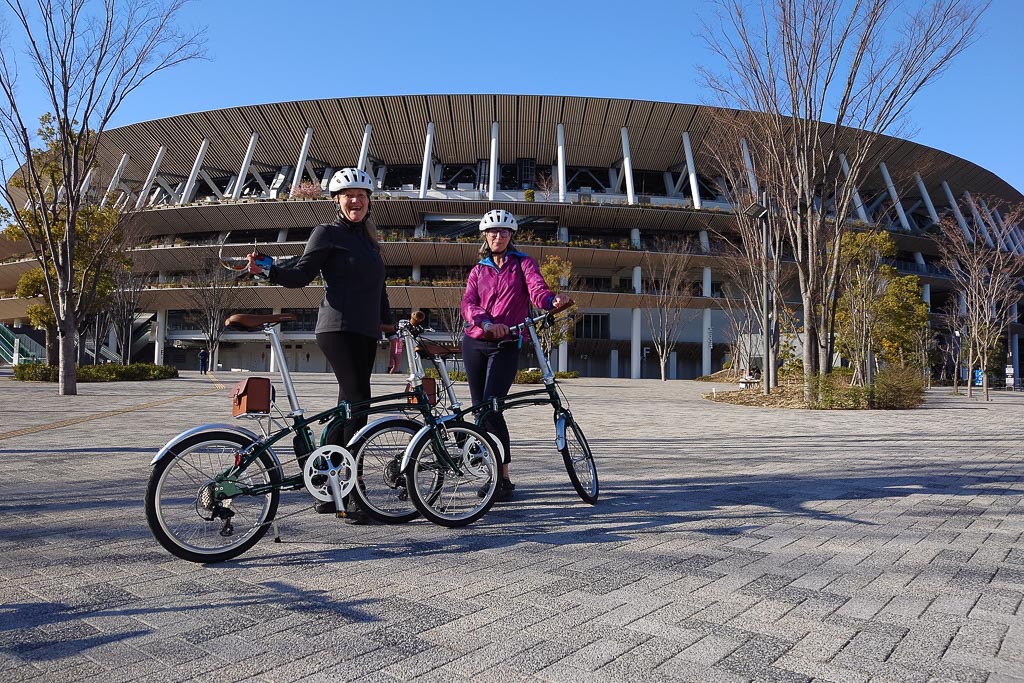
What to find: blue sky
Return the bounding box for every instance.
[11,0,1024,194]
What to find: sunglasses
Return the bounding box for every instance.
[484,229,512,238]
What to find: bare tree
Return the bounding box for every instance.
[109,260,150,365]
[535,171,558,202]
[699,0,987,400]
[936,201,1024,401]
[0,0,204,394]
[641,236,700,381]
[182,262,239,363]
[935,295,968,394]
[433,268,469,348]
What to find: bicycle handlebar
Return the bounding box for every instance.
[506,298,575,336]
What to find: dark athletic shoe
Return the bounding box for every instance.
[314,500,338,514]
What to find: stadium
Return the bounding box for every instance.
[1,94,1021,380]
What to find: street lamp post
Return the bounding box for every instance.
[744,196,771,396]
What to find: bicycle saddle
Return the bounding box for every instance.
[224,313,297,331]
[415,340,461,359]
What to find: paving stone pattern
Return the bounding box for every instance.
[1,371,1024,682]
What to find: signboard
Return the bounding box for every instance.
[973,368,984,387]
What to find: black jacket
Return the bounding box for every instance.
[269,218,391,338]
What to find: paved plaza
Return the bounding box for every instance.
[2,370,1024,682]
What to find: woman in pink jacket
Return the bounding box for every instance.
[461,210,571,501]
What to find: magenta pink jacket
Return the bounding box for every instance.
[461,249,556,340]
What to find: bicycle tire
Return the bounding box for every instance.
[560,417,599,504]
[348,418,422,524]
[405,421,499,527]
[145,431,280,563]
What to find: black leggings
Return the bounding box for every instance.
[462,334,519,464]
[316,331,378,444]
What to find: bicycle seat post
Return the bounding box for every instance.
[264,323,303,415]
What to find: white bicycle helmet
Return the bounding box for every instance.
[328,167,375,195]
[479,209,518,232]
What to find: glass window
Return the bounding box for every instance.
[575,314,610,340]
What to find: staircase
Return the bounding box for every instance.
[0,323,45,365]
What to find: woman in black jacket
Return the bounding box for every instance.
[248,167,390,519]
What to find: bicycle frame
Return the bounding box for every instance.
[457,308,572,425]
[153,316,451,500]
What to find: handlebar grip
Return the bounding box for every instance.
[550,298,574,314]
[410,310,426,326]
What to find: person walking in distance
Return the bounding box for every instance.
[197,347,209,375]
[248,167,390,522]
[461,209,571,502]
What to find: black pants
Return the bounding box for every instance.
[317,331,378,445]
[462,334,519,464]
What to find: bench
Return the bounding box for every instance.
[738,377,759,390]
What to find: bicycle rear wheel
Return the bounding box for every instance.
[559,417,599,503]
[348,418,421,524]
[145,431,280,563]
[406,421,499,527]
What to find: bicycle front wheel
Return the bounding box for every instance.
[349,418,421,524]
[406,421,500,527]
[560,417,599,504]
[145,431,280,563]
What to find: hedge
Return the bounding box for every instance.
[14,362,179,382]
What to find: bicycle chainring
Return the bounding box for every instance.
[302,445,357,502]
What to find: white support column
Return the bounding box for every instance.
[357,124,372,172]
[558,340,568,373]
[556,123,567,202]
[620,127,636,205]
[941,181,972,241]
[101,153,129,208]
[879,162,910,231]
[80,167,94,198]
[631,265,642,380]
[412,265,421,282]
[913,252,931,308]
[914,173,940,225]
[631,309,642,380]
[630,228,641,249]
[990,209,1019,253]
[978,198,1006,251]
[153,309,166,365]
[703,308,712,378]
[963,191,995,248]
[135,146,166,210]
[840,154,869,222]
[682,132,701,209]
[200,170,225,199]
[610,349,619,379]
[419,122,435,199]
[557,226,569,243]
[233,132,259,200]
[994,209,1024,255]
[1013,331,1020,391]
[277,228,289,242]
[180,139,209,205]
[488,122,499,200]
[740,138,759,196]
[291,127,314,191]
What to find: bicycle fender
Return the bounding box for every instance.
[554,413,567,451]
[151,423,281,470]
[399,424,436,474]
[346,416,422,448]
